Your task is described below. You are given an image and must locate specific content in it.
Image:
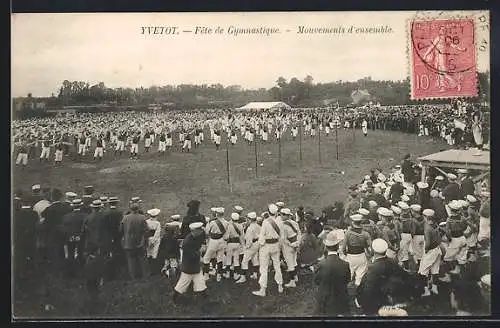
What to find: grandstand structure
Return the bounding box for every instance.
[238,101,291,111]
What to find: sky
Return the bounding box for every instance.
[11,11,490,97]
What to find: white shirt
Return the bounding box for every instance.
[258,216,285,245]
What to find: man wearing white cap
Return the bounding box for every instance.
[146,209,162,275]
[252,204,284,297]
[340,214,371,287]
[418,209,442,297]
[357,238,411,315]
[314,230,350,316]
[458,169,475,197]
[410,204,425,268]
[442,174,462,204]
[440,200,468,281]
[237,212,261,284]
[397,202,412,271]
[202,207,229,282]
[378,208,399,260]
[59,199,86,278]
[223,213,244,280]
[281,208,301,288]
[173,222,208,305]
[429,189,447,223]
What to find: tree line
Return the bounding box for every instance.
[15,72,490,110]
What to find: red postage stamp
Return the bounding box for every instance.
[409,18,477,100]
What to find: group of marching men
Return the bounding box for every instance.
[15,102,488,167]
[13,110,348,166]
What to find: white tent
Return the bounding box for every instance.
[238,102,291,111]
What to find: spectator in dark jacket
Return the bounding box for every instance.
[159,222,181,277]
[173,222,207,305]
[388,179,404,205]
[314,230,350,315]
[180,200,206,239]
[442,174,462,203]
[41,188,72,268]
[401,154,414,183]
[429,190,448,223]
[13,199,38,285]
[59,199,86,278]
[120,202,148,280]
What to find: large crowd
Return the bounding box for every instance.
[12,103,489,167]
[13,153,491,316]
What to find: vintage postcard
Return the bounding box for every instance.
[11,11,491,319]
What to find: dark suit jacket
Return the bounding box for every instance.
[429,197,448,222]
[357,256,412,315]
[42,201,72,246]
[443,182,462,202]
[314,253,351,315]
[180,229,205,274]
[120,213,148,250]
[460,178,475,197]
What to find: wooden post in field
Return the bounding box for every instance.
[299,120,303,164]
[226,139,232,193]
[278,129,282,174]
[335,125,339,160]
[254,139,258,178]
[318,118,322,164]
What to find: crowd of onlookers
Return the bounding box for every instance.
[13,151,491,316]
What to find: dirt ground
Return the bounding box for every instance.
[12,128,449,318]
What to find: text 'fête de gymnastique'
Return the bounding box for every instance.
[140,25,393,37]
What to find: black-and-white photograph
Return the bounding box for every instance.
[11,11,491,319]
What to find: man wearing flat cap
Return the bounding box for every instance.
[442,174,462,204]
[419,209,442,296]
[101,197,124,280]
[429,189,447,223]
[440,200,468,282]
[314,230,350,316]
[340,214,371,287]
[357,239,412,315]
[202,207,229,282]
[237,212,261,284]
[252,204,285,297]
[173,222,209,307]
[82,199,109,300]
[59,199,86,278]
[458,169,475,197]
[120,201,149,280]
[41,188,73,267]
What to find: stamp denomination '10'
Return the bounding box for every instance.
[410,18,477,100]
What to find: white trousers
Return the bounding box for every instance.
[225,242,241,267]
[346,253,367,286]
[115,141,125,151]
[16,153,28,165]
[282,244,297,271]
[241,242,260,270]
[94,147,103,158]
[258,243,283,288]
[158,141,166,152]
[174,271,207,294]
[55,150,63,162]
[202,238,226,263]
[40,147,50,159]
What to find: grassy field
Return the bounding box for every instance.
[12,127,449,319]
